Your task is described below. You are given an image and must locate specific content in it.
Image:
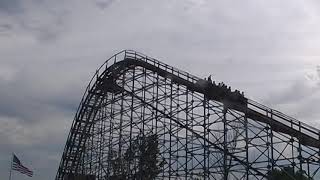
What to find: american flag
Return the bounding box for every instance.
[12,154,33,177]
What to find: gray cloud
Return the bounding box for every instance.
[0,0,23,14]
[94,0,117,10]
[0,23,12,32]
[267,80,319,105]
[261,66,320,124]
[0,0,69,42]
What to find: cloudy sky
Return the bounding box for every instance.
[1,0,320,179]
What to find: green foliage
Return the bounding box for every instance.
[268,167,311,180]
[109,133,164,180]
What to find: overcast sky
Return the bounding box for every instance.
[1,0,320,179]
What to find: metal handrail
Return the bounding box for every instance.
[248,99,320,137]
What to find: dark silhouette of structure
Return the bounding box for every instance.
[268,167,310,180]
[56,50,320,180]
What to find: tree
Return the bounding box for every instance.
[134,134,164,179]
[268,167,311,180]
[109,133,164,180]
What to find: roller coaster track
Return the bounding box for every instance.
[56,50,320,180]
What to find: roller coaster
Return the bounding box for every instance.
[56,50,320,180]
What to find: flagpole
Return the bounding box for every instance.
[9,153,13,180]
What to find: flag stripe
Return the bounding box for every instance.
[12,168,33,176]
[13,165,32,171]
[12,167,33,173]
[13,164,30,169]
[12,166,32,172]
[12,169,33,177]
[12,167,33,174]
[13,170,33,176]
